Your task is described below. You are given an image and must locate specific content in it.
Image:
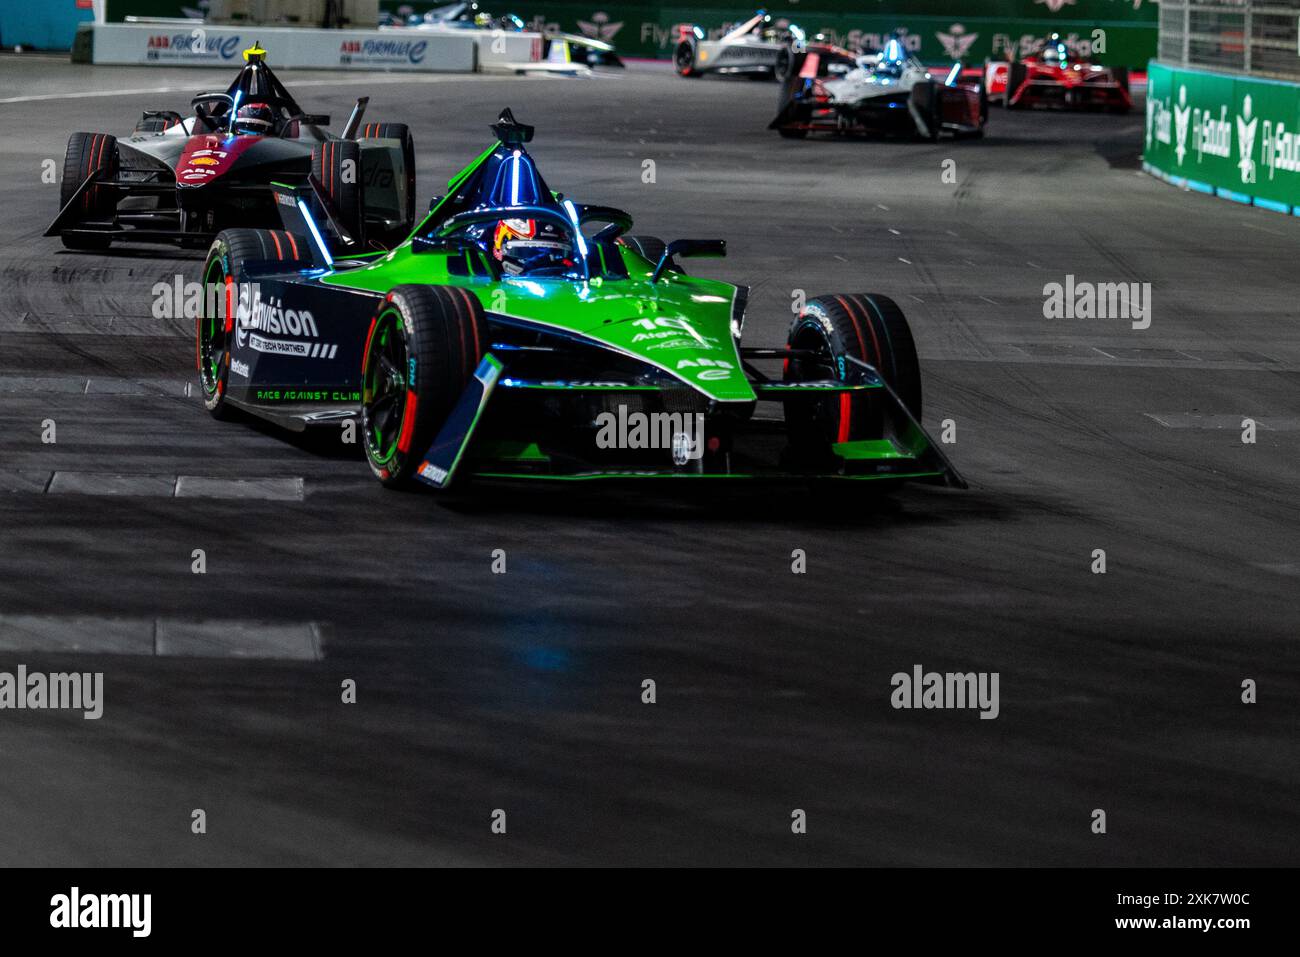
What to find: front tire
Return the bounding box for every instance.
[199,229,312,418]
[784,294,922,456]
[361,285,486,488]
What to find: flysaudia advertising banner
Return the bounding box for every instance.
[1146,61,1300,212]
[104,1,1159,66]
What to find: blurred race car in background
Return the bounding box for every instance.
[771,37,987,140]
[674,9,803,80]
[46,45,417,250]
[397,2,623,67]
[987,34,1130,112]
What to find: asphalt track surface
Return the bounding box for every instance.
[0,55,1296,867]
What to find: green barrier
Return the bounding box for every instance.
[104,1,1158,66]
[1145,61,1300,215]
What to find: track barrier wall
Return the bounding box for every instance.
[1144,60,1300,214]
[83,22,480,70]
[92,1,1157,67]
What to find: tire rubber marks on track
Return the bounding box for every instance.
[1144,413,1299,430]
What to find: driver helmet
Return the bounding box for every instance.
[1043,33,1070,62]
[870,35,907,76]
[234,101,275,135]
[491,218,571,274]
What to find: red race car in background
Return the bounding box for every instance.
[985,34,1131,113]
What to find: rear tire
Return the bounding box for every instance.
[955,85,987,139]
[775,54,811,137]
[312,139,365,248]
[1004,62,1027,109]
[199,228,313,419]
[774,44,793,83]
[356,121,417,241]
[784,293,922,456]
[60,132,118,249]
[675,39,700,77]
[917,82,942,141]
[1109,67,1132,113]
[361,284,486,488]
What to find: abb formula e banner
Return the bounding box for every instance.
[88,23,477,71]
[1145,61,1300,214]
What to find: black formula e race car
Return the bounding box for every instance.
[46,44,417,251]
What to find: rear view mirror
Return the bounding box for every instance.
[652,238,726,282]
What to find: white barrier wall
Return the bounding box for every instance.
[470,32,544,70]
[88,23,478,71]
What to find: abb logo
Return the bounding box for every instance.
[340,41,363,53]
[147,35,171,48]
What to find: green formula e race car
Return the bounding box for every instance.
[196,109,964,491]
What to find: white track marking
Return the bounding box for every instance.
[0,614,324,660]
[0,375,191,395]
[38,471,306,500]
[1144,413,1295,430]
[175,476,305,500]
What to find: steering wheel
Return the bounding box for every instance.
[498,246,575,277]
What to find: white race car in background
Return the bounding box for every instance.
[674,9,803,81]
[771,37,988,140]
[391,2,624,67]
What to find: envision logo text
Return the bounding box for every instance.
[1043,275,1151,329]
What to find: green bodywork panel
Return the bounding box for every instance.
[321,248,751,402]
[832,439,910,460]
